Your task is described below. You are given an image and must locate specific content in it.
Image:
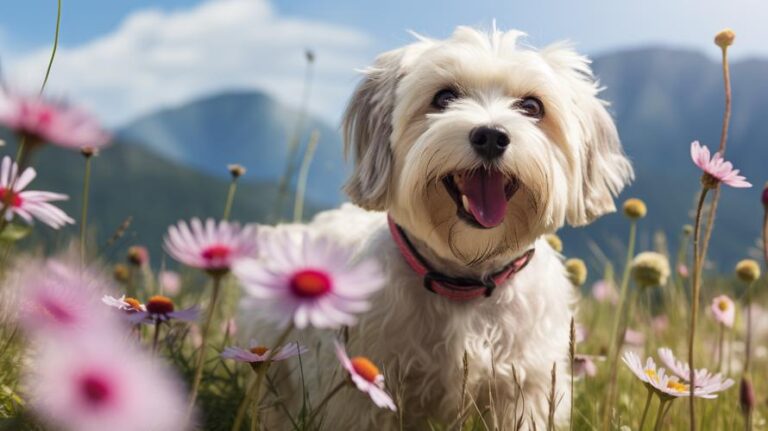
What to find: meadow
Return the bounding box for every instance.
[0,5,764,431]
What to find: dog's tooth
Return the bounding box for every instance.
[461,194,470,212]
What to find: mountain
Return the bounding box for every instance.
[113,47,768,270]
[117,91,348,207]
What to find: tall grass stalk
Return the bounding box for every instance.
[223,177,239,221]
[189,274,225,410]
[79,151,94,262]
[293,130,319,222]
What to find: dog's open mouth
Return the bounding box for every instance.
[442,169,519,229]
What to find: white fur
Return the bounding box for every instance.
[245,26,633,430]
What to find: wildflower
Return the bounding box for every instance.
[221,318,237,337]
[158,270,181,295]
[544,234,562,253]
[573,354,599,378]
[24,334,190,431]
[10,259,117,336]
[622,351,721,399]
[591,280,618,304]
[334,340,396,411]
[682,225,693,236]
[112,264,130,283]
[235,229,385,329]
[714,28,735,49]
[690,141,751,189]
[164,218,258,277]
[0,156,74,229]
[710,295,736,328]
[0,92,110,150]
[677,263,689,278]
[652,315,669,333]
[735,259,760,283]
[657,348,734,390]
[740,377,755,414]
[221,340,306,365]
[624,328,646,347]
[127,295,198,324]
[622,198,647,220]
[630,252,670,287]
[101,295,145,314]
[565,258,587,286]
[127,246,149,267]
[228,164,246,179]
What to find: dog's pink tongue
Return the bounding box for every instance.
[461,169,508,228]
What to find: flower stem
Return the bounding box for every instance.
[716,323,725,372]
[248,325,294,431]
[654,400,673,431]
[305,380,347,429]
[189,274,224,410]
[602,220,637,427]
[744,281,755,374]
[79,154,93,263]
[152,320,162,353]
[638,389,653,431]
[688,187,710,431]
[231,373,261,431]
[292,130,319,222]
[222,178,239,221]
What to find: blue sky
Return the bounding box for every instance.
[0,0,766,126]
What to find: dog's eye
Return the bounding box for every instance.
[515,97,545,119]
[431,89,458,110]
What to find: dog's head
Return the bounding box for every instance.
[343,26,633,266]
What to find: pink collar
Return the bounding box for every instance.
[387,215,535,302]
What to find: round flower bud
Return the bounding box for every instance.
[622,198,647,220]
[113,264,130,283]
[81,146,98,158]
[565,258,587,287]
[740,377,754,414]
[715,28,735,49]
[682,225,693,236]
[544,234,563,253]
[630,252,670,288]
[227,164,246,179]
[735,259,760,283]
[127,245,149,266]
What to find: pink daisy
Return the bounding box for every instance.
[657,347,735,391]
[573,354,600,378]
[0,156,74,229]
[158,270,182,295]
[234,229,385,329]
[0,91,110,150]
[624,328,646,346]
[10,259,118,336]
[24,333,190,431]
[690,141,751,188]
[710,294,735,328]
[127,295,198,325]
[163,218,258,276]
[221,340,307,363]
[591,280,618,304]
[334,340,396,411]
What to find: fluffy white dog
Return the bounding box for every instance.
[252,25,633,430]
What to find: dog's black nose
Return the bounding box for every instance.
[469,126,510,160]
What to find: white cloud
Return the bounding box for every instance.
[5,0,374,126]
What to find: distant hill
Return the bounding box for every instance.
[117,91,348,207]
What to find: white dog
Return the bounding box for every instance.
[252,25,633,430]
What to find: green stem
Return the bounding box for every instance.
[39,0,61,95]
[79,155,93,263]
[654,400,672,431]
[189,275,224,410]
[638,390,653,431]
[305,380,347,429]
[152,320,162,353]
[688,187,710,431]
[716,323,724,372]
[292,131,319,222]
[249,325,294,431]
[744,281,754,374]
[222,178,239,221]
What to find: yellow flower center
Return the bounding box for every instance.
[123,297,143,311]
[249,346,269,356]
[667,380,689,393]
[351,356,381,383]
[718,299,730,312]
[146,295,175,314]
[644,369,658,383]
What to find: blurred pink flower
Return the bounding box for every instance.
[652,315,669,333]
[573,354,599,378]
[677,263,689,278]
[334,340,396,411]
[127,246,149,266]
[127,295,198,325]
[235,229,385,329]
[710,295,735,328]
[591,280,618,304]
[221,318,237,337]
[11,259,117,336]
[24,333,190,431]
[164,218,258,276]
[658,347,735,390]
[575,324,587,344]
[0,92,110,150]
[624,328,646,346]
[221,340,306,364]
[188,324,202,348]
[158,271,181,295]
[0,156,74,229]
[690,141,751,188]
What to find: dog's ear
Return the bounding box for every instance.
[543,43,634,226]
[342,49,404,211]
